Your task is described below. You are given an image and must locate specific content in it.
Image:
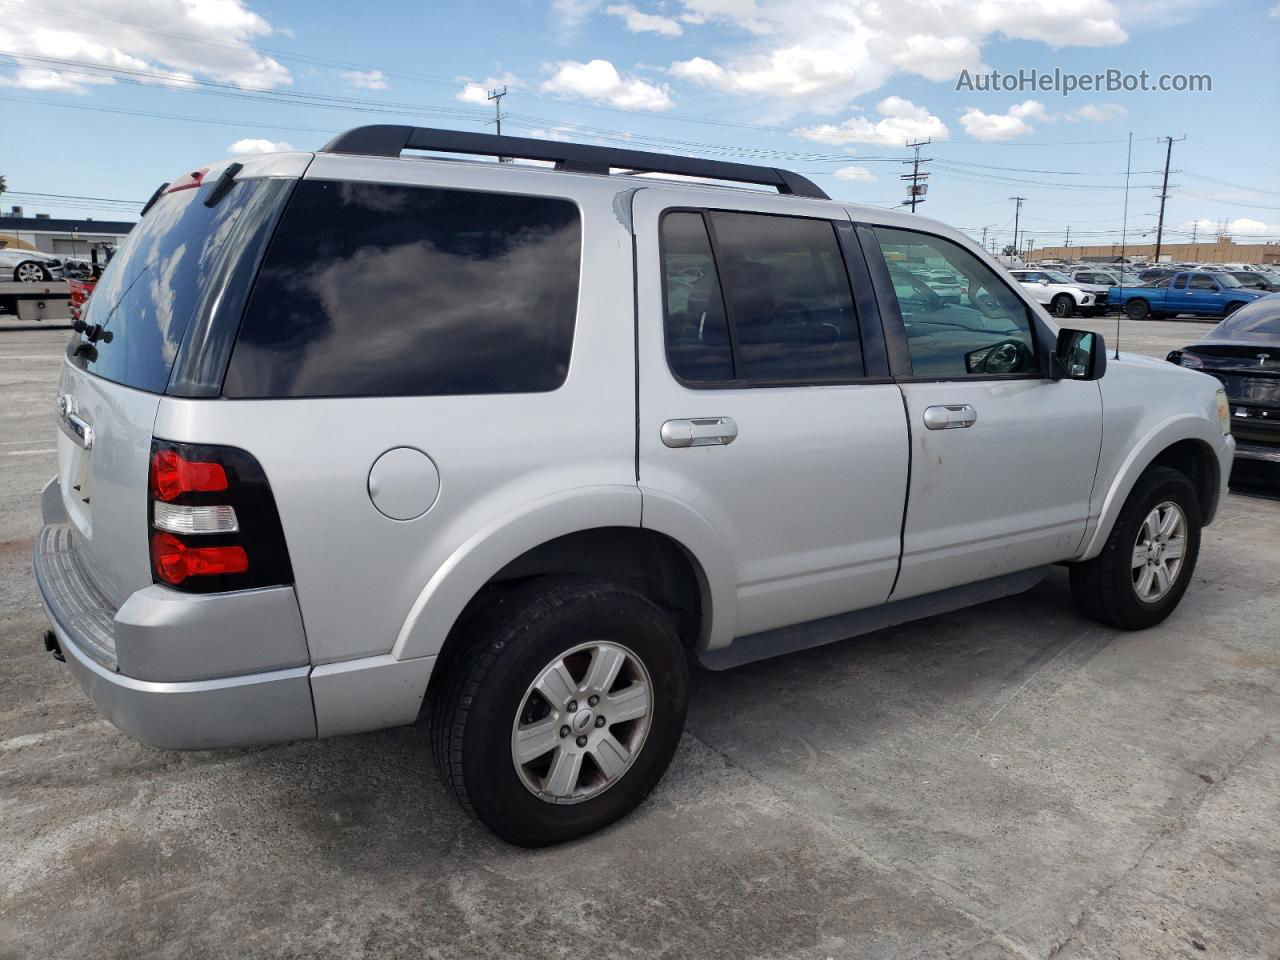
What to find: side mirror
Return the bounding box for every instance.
[1038,278,1050,285]
[1050,328,1107,381]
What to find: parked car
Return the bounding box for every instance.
[35,127,1234,846]
[1167,294,1280,484]
[1225,270,1280,292]
[1008,268,1101,317]
[0,243,64,282]
[1138,267,1177,284]
[1113,271,1269,321]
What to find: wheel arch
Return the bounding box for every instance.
[1079,420,1223,561]
[423,525,714,705]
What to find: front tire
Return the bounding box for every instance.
[1069,466,1201,630]
[430,576,688,847]
[1051,294,1075,318]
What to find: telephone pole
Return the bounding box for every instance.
[980,225,988,249]
[1064,225,1070,250]
[487,86,511,162]
[1152,134,1185,263]
[902,138,931,212]
[1009,196,1026,256]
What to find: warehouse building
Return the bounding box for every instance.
[0,211,135,258]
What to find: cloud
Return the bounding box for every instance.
[606,4,683,35]
[1272,2,1280,16]
[1065,102,1128,122]
[958,100,1048,140]
[341,69,387,90]
[667,0,1128,115]
[227,138,297,155]
[542,59,672,111]
[833,166,877,183]
[793,96,948,146]
[0,0,290,93]
[1225,218,1280,236]
[454,73,520,105]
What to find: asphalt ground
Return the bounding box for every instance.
[2,319,1277,960]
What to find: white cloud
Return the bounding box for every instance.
[0,0,290,93]
[227,138,297,155]
[667,0,1129,114]
[456,82,490,105]
[1065,102,1128,122]
[1225,218,1280,237]
[454,73,520,105]
[606,4,683,35]
[542,59,672,111]
[794,96,948,146]
[833,166,877,183]
[1271,2,1280,16]
[341,69,387,90]
[958,100,1048,140]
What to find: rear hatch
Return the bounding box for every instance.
[57,159,305,608]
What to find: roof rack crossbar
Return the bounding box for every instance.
[320,125,829,200]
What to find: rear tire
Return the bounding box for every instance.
[13,261,49,283]
[430,576,688,847]
[1051,294,1075,318]
[1126,299,1151,321]
[1224,302,1243,318]
[1070,466,1201,630]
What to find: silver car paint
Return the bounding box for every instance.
[40,150,1234,746]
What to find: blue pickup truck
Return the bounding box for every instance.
[1112,271,1268,320]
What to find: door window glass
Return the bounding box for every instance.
[873,226,1039,378]
[661,212,733,382]
[1190,273,1218,290]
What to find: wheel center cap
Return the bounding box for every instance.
[572,708,595,733]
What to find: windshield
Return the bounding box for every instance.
[73,177,277,394]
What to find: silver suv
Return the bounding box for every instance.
[35,127,1234,846]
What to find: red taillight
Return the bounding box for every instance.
[150,449,229,501]
[148,440,292,593]
[150,531,248,585]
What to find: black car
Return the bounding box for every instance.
[1138,267,1176,283]
[1168,294,1280,484]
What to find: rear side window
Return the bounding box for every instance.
[223,181,581,398]
[659,209,863,385]
[73,179,279,394]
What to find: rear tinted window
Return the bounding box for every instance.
[223,181,581,398]
[74,179,275,394]
[1212,295,1280,341]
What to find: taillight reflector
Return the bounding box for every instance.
[150,449,229,501]
[150,532,248,585]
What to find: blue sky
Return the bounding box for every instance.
[1,0,1277,253]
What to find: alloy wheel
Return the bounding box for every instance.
[511,641,652,805]
[1131,500,1187,603]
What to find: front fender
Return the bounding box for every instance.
[1077,412,1229,560]
[391,485,641,661]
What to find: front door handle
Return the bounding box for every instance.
[923,404,977,430]
[661,417,739,448]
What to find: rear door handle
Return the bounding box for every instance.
[923,404,977,430]
[661,417,738,448]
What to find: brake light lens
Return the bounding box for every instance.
[147,440,292,593]
[150,449,229,501]
[151,532,248,585]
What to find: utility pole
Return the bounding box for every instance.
[980,225,988,249]
[901,138,931,212]
[1152,134,1185,263]
[487,86,510,162]
[1064,225,1070,251]
[1009,196,1026,257]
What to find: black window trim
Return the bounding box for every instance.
[657,205,891,390]
[857,220,1051,384]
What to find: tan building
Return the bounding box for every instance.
[1031,238,1280,265]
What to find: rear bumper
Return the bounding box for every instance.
[1231,441,1280,486]
[34,518,317,750]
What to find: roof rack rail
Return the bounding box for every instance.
[320,125,830,200]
